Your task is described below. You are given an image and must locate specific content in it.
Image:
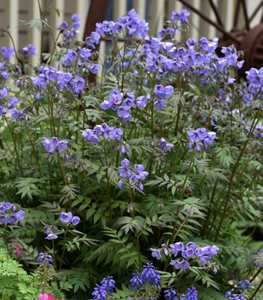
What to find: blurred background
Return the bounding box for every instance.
[0,0,262,69]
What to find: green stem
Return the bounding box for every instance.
[214,111,261,241]
[249,277,263,300]
[4,117,24,176]
[58,225,69,270]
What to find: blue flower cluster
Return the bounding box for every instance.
[151,242,219,269]
[42,137,68,154]
[164,286,198,300]
[0,62,9,79]
[45,225,58,240]
[187,128,216,151]
[158,138,174,152]
[141,25,243,86]
[44,212,80,240]
[130,262,161,290]
[224,280,251,300]
[86,9,148,51]
[243,67,263,102]
[62,47,100,74]
[32,66,86,94]
[0,88,23,120]
[37,252,53,266]
[82,123,123,144]
[21,44,36,56]
[0,201,25,225]
[100,90,151,122]
[60,211,80,225]
[118,158,148,191]
[0,46,14,61]
[59,14,81,45]
[154,84,174,110]
[159,8,190,38]
[92,276,115,300]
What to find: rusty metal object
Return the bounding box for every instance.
[83,0,109,39]
[241,23,263,70]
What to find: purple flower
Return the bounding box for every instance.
[170,258,190,269]
[151,248,162,260]
[186,286,198,300]
[71,77,85,94]
[186,242,197,250]
[80,47,91,60]
[117,106,130,118]
[130,272,143,291]
[7,214,18,224]
[45,232,58,240]
[136,95,148,109]
[85,31,100,49]
[59,21,69,31]
[170,242,184,253]
[10,109,23,120]
[42,137,68,154]
[111,89,123,105]
[72,13,80,29]
[0,201,12,212]
[44,67,57,81]
[101,276,115,294]
[42,137,58,154]
[134,164,148,180]
[82,123,123,144]
[0,88,8,98]
[92,284,107,300]
[154,100,165,110]
[159,138,174,152]
[7,97,19,109]
[141,262,161,286]
[188,128,216,151]
[81,129,99,144]
[1,46,14,60]
[71,216,80,225]
[194,247,203,257]
[182,248,195,258]
[0,105,7,116]
[60,211,73,223]
[171,9,190,24]
[0,215,7,225]
[37,252,53,265]
[57,140,68,152]
[118,159,131,178]
[164,288,177,300]
[154,84,174,99]
[1,71,9,78]
[88,64,100,74]
[22,44,36,56]
[32,74,47,88]
[15,210,25,221]
[63,49,77,66]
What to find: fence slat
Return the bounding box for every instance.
[7,0,19,59]
[76,0,91,38]
[113,0,127,20]
[133,0,146,19]
[149,0,165,35]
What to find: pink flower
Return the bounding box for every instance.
[16,241,22,257]
[38,293,55,300]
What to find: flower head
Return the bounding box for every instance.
[60,211,73,223]
[71,216,80,225]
